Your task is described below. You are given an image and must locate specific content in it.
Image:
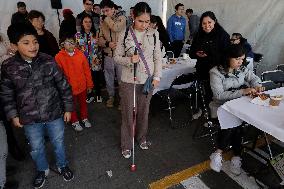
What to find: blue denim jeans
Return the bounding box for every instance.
[0,121,7,188]
[24,118,67,171]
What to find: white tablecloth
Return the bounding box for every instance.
[153,58,197,94]
[218,87,284,142]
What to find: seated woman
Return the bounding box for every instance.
[230,33,254,59]
[209,44,263,175]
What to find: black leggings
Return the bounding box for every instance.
[217,126,243,156]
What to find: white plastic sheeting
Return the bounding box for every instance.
[0,0,163,41]
[0,0,283,72]
[167,0,284,73]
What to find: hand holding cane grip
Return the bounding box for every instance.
[133,48,138,79]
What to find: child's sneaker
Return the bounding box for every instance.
[210,152,223,172]
[96,96,102,103]
[82,119,92,128]
[86,96,94,103]
[33,169,49,189]
[71,121,83,131]
[58,166,74,182]
[230,156,242,175]
[106,97,114,108]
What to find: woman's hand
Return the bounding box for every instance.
[11,117,23,128]
[92,58,100,65]
[87,88,92,94]
[152,79,160,88]
[64,112,71,123]
[255,86,265,93]
[131,54,139,63]
[242,88,257,95]
[196,51,207,58]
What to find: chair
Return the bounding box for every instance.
[261,70,284,86]
[156,73,197,129]
[166,51,174,59]
[261,80,279,91]
[253,53,263,74]
[276,64,284,72]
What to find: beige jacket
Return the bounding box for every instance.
[114,27,162,84]
[0,33,11,64]
[98,12,127,57]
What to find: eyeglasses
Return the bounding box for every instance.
[63,41,76,46]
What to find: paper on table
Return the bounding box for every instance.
[250,96,270,106]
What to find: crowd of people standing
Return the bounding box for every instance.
[0,1,260,189]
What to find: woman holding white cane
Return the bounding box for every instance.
[114,2,162,159]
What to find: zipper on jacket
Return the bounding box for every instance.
[28,60,42,121]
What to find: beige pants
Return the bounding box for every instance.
[120,82,153,150]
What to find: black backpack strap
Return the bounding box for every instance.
[123,26,130,48]
[153,33,156,60]
[153,33,156,47]
[123,26,130,56]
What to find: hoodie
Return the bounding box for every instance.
[167,14,186,42]
[55,48,94,95]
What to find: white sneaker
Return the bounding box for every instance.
[71,121,83,131]
[96,96,102,103]
[82,119,92,128]
[122,150,131,159]
[192,109,202,120]
[230,156,242,175]
[86,96,94,103]
[210,152,223,172]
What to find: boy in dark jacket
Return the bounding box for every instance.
[0,23,74,189]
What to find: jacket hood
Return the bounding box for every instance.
[57,48,80,57]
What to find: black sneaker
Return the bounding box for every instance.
[33,170,48,189]
[58,166,74,182]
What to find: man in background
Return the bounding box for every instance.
[76,0,100,32]
[98,0,126,108]
[93,4,101,15]
[185,8,200,43]
[167,3,186,58]
[11,1,28,25]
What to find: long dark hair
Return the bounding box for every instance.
[133,2,151,18]
[198,11,224,34]
[221,44,246,72]
[80,14,96,36]
[151,15,171,51]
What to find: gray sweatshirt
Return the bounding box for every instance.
[209,66,261,117]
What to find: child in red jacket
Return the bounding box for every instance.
[55,36,94,132]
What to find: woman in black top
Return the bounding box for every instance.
[189,11,230,80]
[150,15,171,52]
[189,11,230,104]
[27,10,59,57]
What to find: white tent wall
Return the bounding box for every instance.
[167,0,284,73]
[0,0,163,41]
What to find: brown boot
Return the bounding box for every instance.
[106,97,114,108]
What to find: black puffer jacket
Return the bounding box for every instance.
[0,52,73,125]
[189,25,230,80]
